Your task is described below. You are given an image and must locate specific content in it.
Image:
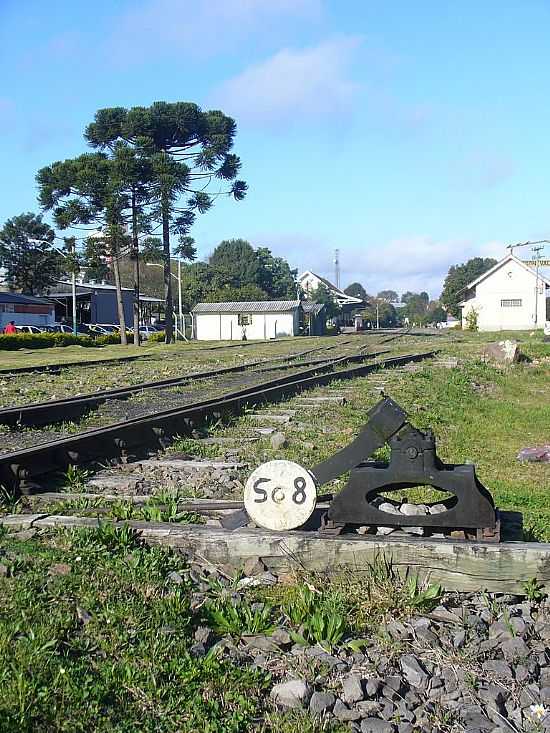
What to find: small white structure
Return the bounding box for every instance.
[459,254,550,331]
[192,300,302,341]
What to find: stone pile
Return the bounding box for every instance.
[179,559,550,733]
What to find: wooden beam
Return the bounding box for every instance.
[2,512,549,593]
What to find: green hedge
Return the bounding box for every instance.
[0,332,124,350]
[148,331,166,343]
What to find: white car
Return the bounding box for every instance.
[16,325,43,334]
[139,325,160,340]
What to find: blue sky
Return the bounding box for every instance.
[1,0,550,298]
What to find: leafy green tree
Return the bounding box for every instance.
[36,153,130,343]
[0,213,62,294]
[441,257,497,318]
[206,284,268,303]
[377,289,398,302]
[256,247,297,298]
[344,282,368,300]
[209,239,259,289]
[309,283,341,321]
[85,103,246,343]
[362,299,398,328]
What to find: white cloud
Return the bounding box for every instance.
[253,231,506,300]
[211,36,361,125]
[111,0,323,61]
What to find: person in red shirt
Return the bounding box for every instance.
[3,321,17,334]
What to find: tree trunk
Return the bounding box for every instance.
[131,192,140,347]
[112,252,127,346]
[162,194,174,344]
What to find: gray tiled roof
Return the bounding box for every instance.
[301,300,325,315]
[192,300,301,314]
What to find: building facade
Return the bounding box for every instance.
[297,271,364,325]
[192,301,302,341]
[459,255,550,331]
[0,293,55,330]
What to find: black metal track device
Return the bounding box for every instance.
[310,397,498,541]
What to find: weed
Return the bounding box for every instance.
[282,582,348,651]
[64,464,89,490]
[206,597,275,637]
[0,487,22,515]
[523,577,546,602]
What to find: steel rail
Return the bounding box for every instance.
[0,350,435,494]
[0,342,378,428]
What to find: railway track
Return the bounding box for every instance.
[0,349,435,494]
[0,340,371,428]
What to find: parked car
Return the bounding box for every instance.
[16,325,43,334]
[88,324,113,335]
[138,325,161,340]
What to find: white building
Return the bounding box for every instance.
[191,300,302,341]
[298,271,364,325]
[459,254,550,331]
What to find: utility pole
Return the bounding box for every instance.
[376,302,380,329]
[506,239,549,328]
[532,244,543,328]
[334,249,340,290]
[177,257,183,339]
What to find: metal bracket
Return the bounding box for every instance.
[310,397,496,532]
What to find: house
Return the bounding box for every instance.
[0,292,55,330]
[459,254,550,331]
[191,300,302,340]
[44,281,163,326]
[298,271,365,325]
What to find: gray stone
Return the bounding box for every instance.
[478,684,508,707]
[194,626,213,645]
[270,431,287,450]
[460,705,493,730]
[167,571,184,585]
[488,620,513,640]
[403,526,424,536]
[378,502,401,515]
[342,674,365,704]
[453,629,466,648]
[400,654,429,689]
[271,627,292,647]
[243,557,265,576]
[356,701,383,716]
[482,340,521,365]
[361,719,395,733]
[482,660,513,679]
[365,677,382,697]
[309,691,335,716]
[541,687,550,705]
[376,526,396,535]
[270,679,312,709]
[189,642,206,657]
[429,503,446,514]
[333,698,362,721]
[501,637,529,661]
[243,634,280,652]
[400,503,427,516]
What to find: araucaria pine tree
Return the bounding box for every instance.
[84,102,247,343]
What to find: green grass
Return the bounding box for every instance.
[0,527,269,732]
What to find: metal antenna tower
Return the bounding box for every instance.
[334,249,340,290]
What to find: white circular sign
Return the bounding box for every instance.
[244,460,318,531]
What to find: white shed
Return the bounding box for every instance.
[459,254,550,331]
[191,300,302,341]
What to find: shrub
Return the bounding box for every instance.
[0,331,131,350]
[148,331,165,343]
[465,307,479,331]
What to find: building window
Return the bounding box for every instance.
[238,314,252,325]
[500,299,522,307]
